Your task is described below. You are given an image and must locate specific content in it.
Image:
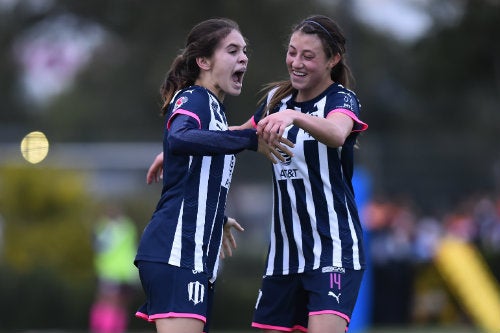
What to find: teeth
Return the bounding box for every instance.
[293,71,305,76]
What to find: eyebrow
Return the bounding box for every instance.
[288,44,315,54]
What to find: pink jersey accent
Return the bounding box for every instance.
[327,108,368,132]
[167,109,202,130]
[252,322,307,332]
[309,309,350,322]
[135,311,149,320]
[135,311,206,323]
[251,116,258,129]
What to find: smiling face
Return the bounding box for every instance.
[286,31,339,102]
[195,29,248,101]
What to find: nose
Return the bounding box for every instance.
[291,56,302,68]
[240,52,248,64]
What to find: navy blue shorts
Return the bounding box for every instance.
[252,267,364,332]
[135,261,215,332]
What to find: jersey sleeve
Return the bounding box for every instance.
[166,87,212,130]
[250,101,267,128]
[326,89,368,132]
[168,114,258,155]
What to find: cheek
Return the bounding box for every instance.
[307,61,322,73]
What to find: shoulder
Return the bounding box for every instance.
[171,86,211,111]
[326,84,361,111]
[175,86,211,101]
[327,83,358,99]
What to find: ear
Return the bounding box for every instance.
[196,56,211,71]
[328,53,342,69]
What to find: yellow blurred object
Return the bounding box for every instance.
[434,237,500,333]
[20,131,49,164]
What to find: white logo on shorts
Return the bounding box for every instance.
[188,281,205,305]
[255,289,263,309]
[328,291,341,303]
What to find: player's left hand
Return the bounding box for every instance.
[220,217,245,259]
[257,109,296,145]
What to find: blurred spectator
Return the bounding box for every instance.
[414,217,443,262]
[473,195,500,280]
[89,204,139,333]
[364,196,417,325]
[442,198,477,242]
[364,192,500,327]
[412,216,451,324]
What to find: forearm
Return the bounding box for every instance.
[169,115,258,155]
[293,112,351,147]
[229,118,254,131]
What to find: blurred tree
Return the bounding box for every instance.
[1,0,499,212]
[0,166,95,284]
[0,166,98,328]
[350,0,500,213]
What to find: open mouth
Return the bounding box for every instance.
[232,69,246,84]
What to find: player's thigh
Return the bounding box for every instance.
[308,314,347,333]
[156,317,204,333]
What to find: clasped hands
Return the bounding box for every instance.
[256,110,295,164]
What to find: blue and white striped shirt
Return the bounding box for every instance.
[135,86,257,281]
[253,83,368,275]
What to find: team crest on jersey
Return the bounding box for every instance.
[174,96,188,111]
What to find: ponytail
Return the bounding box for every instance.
[158,18,241,116]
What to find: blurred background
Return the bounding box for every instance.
[1,0,500,332]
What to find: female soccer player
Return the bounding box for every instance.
[134,18,291,333]
[145,14,368,333]
[249,15,368,333]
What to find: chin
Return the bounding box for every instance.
[291,81,305,90]
[228,86,242,96]
[290,76,305,87]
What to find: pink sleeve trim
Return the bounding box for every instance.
[251,116,258,129]
[166,109,202,130]
[327,108,368,132]
[309,309,350,322]
[252,322,307,332]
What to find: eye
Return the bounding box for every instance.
[303,52,315,60]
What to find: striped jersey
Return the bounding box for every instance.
[135,86,243,282]
[253,83,369,275]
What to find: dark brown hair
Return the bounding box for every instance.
[260,15,353,115]
[160,18,241,115]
